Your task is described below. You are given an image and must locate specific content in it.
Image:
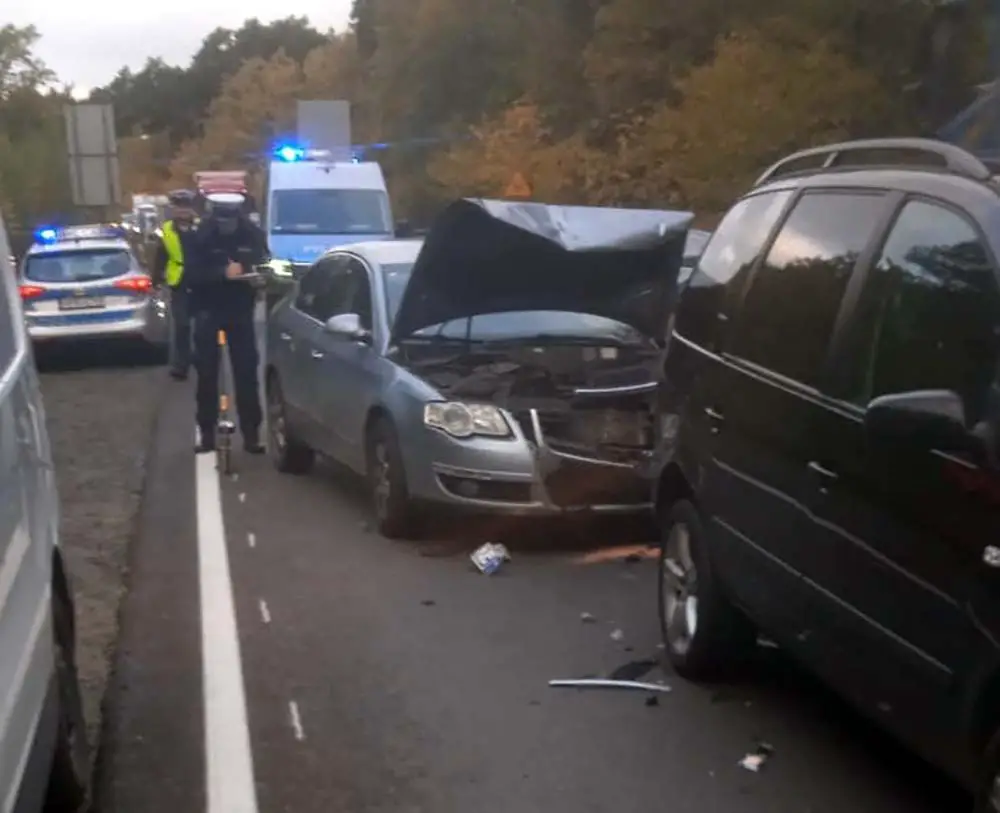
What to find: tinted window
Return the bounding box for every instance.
[842,200,1000,422]
[690,190,793,289]
[732,191,886,385]
[24,249,132,283]
[271,189,391,235]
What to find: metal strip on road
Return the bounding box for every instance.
[196,447,259,813]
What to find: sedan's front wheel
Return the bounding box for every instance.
[266,375,314,475]
[657,499,756,680]
[366,418,418,539]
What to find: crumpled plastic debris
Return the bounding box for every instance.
[610,628,625,642]
[739,742,774,772]
[580,611,598,623]
[470,542,511,575]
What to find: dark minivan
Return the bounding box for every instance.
[654,138,1000,811]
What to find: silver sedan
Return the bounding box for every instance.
[264,198,693,538]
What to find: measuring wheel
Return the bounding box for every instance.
[216,329,236,475]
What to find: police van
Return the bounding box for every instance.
[262,145,397,309]
[18,224,168,356]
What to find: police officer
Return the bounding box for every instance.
[187,193,269,454]
[152,189,199,380]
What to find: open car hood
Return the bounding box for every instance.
[390,198,694,343]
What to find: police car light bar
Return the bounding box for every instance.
[272,143,350,163]
[33,224,125,244]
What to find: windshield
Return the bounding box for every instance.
[271,189,392,235]
[24,249,133,283]
[411,311,647,345]
[381,262,416,322]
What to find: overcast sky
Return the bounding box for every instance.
[7,0,354,95]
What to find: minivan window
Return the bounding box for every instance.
[24,249,132,283]
[843,199,1000,422]
[688,190,792,289]
[731,191,886,386]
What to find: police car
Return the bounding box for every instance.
[18,224,168,352]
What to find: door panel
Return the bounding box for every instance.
[708,191,889,645]
[805,197,1000,760]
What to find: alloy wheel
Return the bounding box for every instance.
[267,388,287,455]
[372,441,391,520]
[663,521,699,656]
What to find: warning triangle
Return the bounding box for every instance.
[504,172,533,199]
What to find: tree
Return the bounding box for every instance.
[0,24,54,100]
[602,20,898,213]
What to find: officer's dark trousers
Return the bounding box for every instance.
[193,306,262,438]
[168,285,192,374]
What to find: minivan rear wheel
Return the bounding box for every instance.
[657,499,756,680]
[44,592,90,812]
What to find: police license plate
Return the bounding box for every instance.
[59,296,105,311]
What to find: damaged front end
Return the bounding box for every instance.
[398,337,662,511]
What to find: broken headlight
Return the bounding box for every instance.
[424,402,511,439]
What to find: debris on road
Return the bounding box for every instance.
[644,695,659,707]
[580,611,597,623]
[739,742,775,772]
[548,678,673,693]
[610,628,625,642]
[420,599,436,606]
[470,542,511,575]
[623,551,642,564]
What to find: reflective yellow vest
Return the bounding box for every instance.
[161,220,191,287]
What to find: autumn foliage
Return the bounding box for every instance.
[1,1,992,229]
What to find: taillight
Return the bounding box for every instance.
[19,284,46,299]
[114,275,153,293]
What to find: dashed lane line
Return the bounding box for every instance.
[288,700,305,741]
[196,447,259,813]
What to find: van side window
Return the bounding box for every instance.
[730,191,887,386]
[842,200,1000,423]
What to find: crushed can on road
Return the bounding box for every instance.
[470,542,511,575]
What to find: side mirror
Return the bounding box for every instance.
[864,389,970,451]
[395,219,413,238]
[324,313,371,343]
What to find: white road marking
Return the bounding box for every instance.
[247,532,256,548]
[238,492,246,503]
[288,700,305,741]
[196,449,259,813]
[258,599,271,624]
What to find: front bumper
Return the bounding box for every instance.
[404,408,655,517]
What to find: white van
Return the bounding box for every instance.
[0,210,89,812]
[262,146,397,309]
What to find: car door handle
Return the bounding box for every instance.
[310,349,325,360]
[704,407,724,434]
[807,461,838,493]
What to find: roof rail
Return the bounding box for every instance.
[753,138,993,187]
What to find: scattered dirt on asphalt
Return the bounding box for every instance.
[39,350,166,747]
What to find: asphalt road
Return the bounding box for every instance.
[95,377,969,813]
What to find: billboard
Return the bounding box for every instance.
[63,103,122,207]
[297,100,352,160]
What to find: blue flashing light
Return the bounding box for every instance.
[274,143,306,162]
[35,227,58,244]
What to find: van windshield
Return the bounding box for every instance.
[271,189,391,235]
[24,249,133,283]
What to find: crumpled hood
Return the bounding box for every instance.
[268,232,393,264]
[390,198,694,342]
